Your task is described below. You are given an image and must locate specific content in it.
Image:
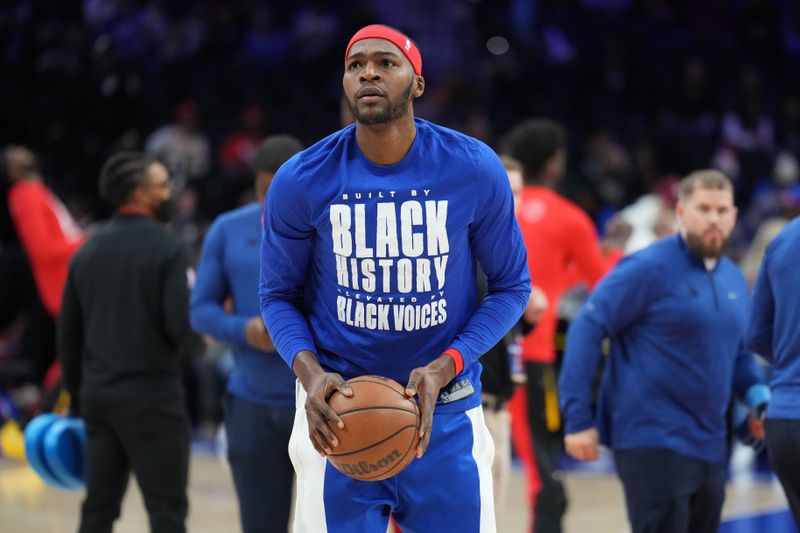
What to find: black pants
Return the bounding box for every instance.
[614,448,725,533]
[526,362,567,533]
[766,418,800,527]
[79,395,191,533]
[223,393,295,533]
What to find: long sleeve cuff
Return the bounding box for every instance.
[745,384,771,409]
[563,412,595,435]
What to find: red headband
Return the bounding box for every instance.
[344,25,422,75]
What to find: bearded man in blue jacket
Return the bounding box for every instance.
[559,170,770,533]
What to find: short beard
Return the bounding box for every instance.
[348,80,414,125]
[684,231,727,259]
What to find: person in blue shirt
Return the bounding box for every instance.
[191,135,304,533]
[558,170,770,533]
[748,215,800,527]
[259,24,530,533]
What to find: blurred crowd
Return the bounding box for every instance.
[2,0,800,430]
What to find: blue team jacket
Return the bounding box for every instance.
[748,216,800,420]
[191,203,296,406]
[559,235,769,464]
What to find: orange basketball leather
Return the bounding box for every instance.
[328,375,421,481]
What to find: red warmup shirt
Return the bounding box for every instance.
[8,180,84,317]
[518,186,620,363]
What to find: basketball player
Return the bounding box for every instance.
[259,24,530,533]
[559,170,770,533]
[748,215,800,527]
[191,136,303,533]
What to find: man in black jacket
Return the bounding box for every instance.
[59,151,199,533]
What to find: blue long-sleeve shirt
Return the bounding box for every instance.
[191,203,296,406]
[559,235,769,464]
[747,216,800,420]
[259,119,531,412]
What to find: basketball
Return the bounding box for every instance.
[327,375,421,481]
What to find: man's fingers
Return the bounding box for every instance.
[567,445,584,461]
[325,374,352,399]
[310,413,339,454]
[405,372,420,397]
[306,400,342,451]
[416,400,432,439]
[306,415,332,456]
[337,382,353,397]
[319,405,344,436]
[327,409,345,431]
[308,436,326,457]
[416,399,433,456]
[416,426,431,459]
[312,430,332,456]
[567,443,597,462]
[415,388,435,454]
[584,445,598,461]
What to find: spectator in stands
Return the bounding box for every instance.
[145,100,210,192]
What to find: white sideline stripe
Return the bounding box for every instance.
[468,406,498,533]
[289,380,328,533]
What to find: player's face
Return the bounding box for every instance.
[507,168,523,215]
[343,39,424,125]
[676,186,737,259]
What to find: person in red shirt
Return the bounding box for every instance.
[2,145,84,394]
[218,104,266,177]
[502,120,626,533]
[2,145,84,319]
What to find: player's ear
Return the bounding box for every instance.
[413,75,425,98]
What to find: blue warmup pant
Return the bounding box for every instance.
[224,393,295,533]
[289,382,496,532]
[614,448,725,533]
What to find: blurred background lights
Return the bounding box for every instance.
[487,36,510,55]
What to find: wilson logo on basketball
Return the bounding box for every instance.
[338,449,401,476]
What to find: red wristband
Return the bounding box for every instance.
[443,348,464,375]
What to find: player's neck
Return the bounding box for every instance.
[356,115,416,166]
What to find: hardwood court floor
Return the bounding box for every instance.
[0,452,793,533]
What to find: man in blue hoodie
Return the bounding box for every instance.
[748,216,800,527]
[559,170,770,533]
[190,135,304,533]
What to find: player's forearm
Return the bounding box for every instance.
[260,294,317,367]
[559,314,606,433]
[189,301,249,346]
[293,350,326,390]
